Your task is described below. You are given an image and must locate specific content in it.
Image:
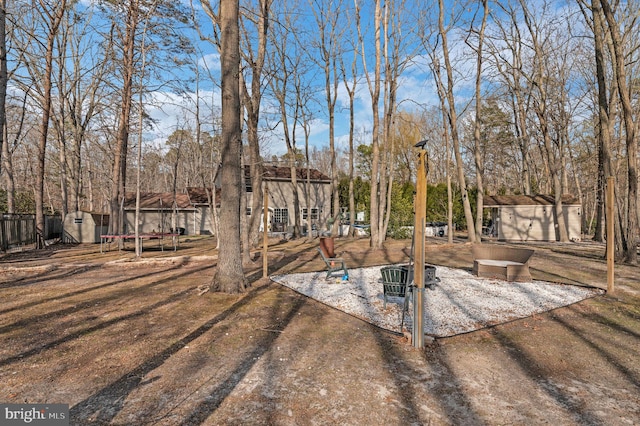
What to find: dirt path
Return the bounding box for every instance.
[0,237,638,425]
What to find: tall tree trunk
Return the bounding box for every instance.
[471,0,488,242]
[110,1,139,238]
[343,54,357,237]
[1,125,13,213]
[0,0,6,175]
[35,0,67,248]
[601,0,638,263]
[240,0,271,250]
[214,0,246,292]
[358,0,383,248]
[438,0,476,242]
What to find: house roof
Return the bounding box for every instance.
[483,194,580,207]
[245,165,331,182]
[186,187,221,205]
[122,192,195,210]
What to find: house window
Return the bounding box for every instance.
[302,208,319,220]
[74,218,83,224]
[273,208,288,225]
[246,207,252,216]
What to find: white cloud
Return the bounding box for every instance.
[199,53,221,73]
[143,89,220,149]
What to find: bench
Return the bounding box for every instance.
[316,247,349,279]
[472,244,534,282]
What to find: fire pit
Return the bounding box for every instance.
[400,264,438,287]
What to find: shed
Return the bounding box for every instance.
[483,195,582,242]
[122,192,196,235]
[63,211,109,243]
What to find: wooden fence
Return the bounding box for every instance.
[0,214,62,251]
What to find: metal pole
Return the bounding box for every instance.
[606,176,614,294]
[413,147,428,348]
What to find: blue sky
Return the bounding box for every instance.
[142,0,565,158]
[12,0,575,159]
[142,0,479,158]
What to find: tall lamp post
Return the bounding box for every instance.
[413,140,428,348]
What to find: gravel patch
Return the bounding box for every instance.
[271,265,603,337]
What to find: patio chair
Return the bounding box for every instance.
[380,266,410,310]
[316,247,349,279]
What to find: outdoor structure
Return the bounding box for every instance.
[186,187,220,235]
[118,165,332,237]
[483,194,582,242]
[122,192,195,235]
[63,211,109,243]
[247,164,332,235]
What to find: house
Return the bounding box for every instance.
[62,211,109,243]
[120,165,332,236]
[185,187,220,235]
[122,192,196,235]
[250,165,332,234]
[483,194,582,242]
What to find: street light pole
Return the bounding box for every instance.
[413,141,428,348]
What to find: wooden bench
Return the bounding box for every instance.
[472,244,534,282]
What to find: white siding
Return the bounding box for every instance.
[495,205,581,242]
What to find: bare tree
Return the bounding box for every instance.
[488,2,535,196]
[430,0,477,241]
[519,0,569,242]
[213,0,246,292]
[467,0,488,242]
[577,0,615,243]
[340,31,359,237]
[356,0,383,247]
[56,5,109,215]
[309,0,345,237]
[0,0,6,171]
[378,0,419,242]
[24,0,68,247]
[267,5,304,238]
[101,0,189,239]
[239,0,272,251]
[600,0,638,263]
[106,0,140,238]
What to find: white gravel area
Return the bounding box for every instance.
[271,265,603,337]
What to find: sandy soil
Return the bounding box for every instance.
[0,236,638,425]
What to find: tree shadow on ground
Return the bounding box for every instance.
[0,264,208,341]
[177,289,306,425]
[69,283,284,424]
[490,316,629,425]
[0,263,183,316]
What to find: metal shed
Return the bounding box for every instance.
[483,195,582,242]
[63,211,109,243]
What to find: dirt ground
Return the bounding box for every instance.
[0,236,638,425]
